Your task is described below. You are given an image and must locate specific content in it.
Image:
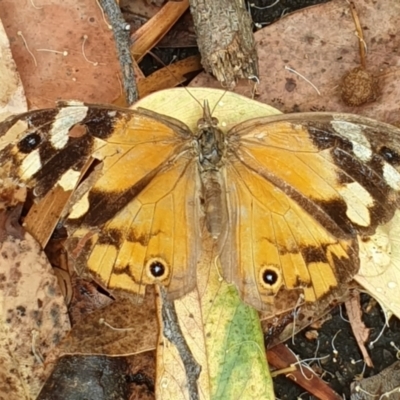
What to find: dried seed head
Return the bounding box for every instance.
[340,67,378,107]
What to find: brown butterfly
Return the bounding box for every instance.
[1,88,400,314]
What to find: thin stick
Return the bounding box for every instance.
[97,0,137,105]
[95,0,112,30]
[348,1,366,68]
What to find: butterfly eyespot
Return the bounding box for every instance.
[380,146,400,165]
[146,258,170,282]
[259,265,282,290]
[18,133,41,153]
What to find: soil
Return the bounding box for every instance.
[273,294,400,399]
[137,1,400,398]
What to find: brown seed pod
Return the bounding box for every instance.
[340,66,378,107]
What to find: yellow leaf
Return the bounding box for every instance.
[356,209,400,320]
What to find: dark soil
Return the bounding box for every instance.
[274,294,400,399]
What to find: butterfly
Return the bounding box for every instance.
[1,88,400,314]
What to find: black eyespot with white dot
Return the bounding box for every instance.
[17,133,42,153]
[149,261,166,278]
[379,146,400,166]
[262,269,278,286]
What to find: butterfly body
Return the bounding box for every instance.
[1,89,400,314]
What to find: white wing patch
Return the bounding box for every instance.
[331,120,372,162]
[338,182,374,227]
[50,106,89,150]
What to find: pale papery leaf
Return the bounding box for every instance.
[0,16,26,120]
[356,210,400,321]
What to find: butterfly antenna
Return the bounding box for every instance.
[147,50,204,112]
[210,89,229,116]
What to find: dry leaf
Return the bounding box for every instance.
[56,295,157,358]
[0,209,70,400]
[0,0,121,108]
[0,16,26,119]
[267,343,343,400]
[356,210,400,320]
[354,211,400,318]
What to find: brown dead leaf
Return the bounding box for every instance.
[56,294,157,358]
[350,360,400,399]
[191,0,400,124]
[67,278,114,325]
[0,0,121,108]
[0,209,70,400]
[345,291,373,368]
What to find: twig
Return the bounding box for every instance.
[97,0,137,105]
[348,1,366,69]
[160,287,201,400]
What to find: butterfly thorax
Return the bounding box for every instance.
[196,101,227,239]
[196,101,225,170]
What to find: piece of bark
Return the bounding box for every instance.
[131,0,190,62]
[345,291,373,368]
[188,0,258,88]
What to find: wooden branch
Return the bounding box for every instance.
[188,0,258,88]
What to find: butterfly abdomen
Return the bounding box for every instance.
[200,169,227,239]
